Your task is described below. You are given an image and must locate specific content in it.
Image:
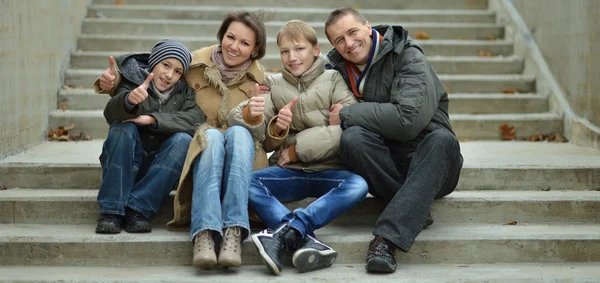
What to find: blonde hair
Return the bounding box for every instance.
[276,20,318,47]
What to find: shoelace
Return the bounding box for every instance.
[368,236,390,257]
[195,231,214,251]
[221,227,241,252]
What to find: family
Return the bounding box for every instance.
[92,8,463,275]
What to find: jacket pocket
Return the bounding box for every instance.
[392,77,425,112]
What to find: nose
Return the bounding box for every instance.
[230,41,239,51]
[289,51,298,61]
[165,69,173,79]
[344,37,353,49]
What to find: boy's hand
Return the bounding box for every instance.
[329,103,344,125]
[127,73,154,105]
[275,97,299,133]
[259,84,270,94]
[277,147,291,167]
[123,115,157,126]
[99,56,118,91]
[248,83,265,118]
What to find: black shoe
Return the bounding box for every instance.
[251,223,299,275]
[95,214,123,234]
[365,236,397,273]
[423,212,434,229]
[292,235,338,273]
[124,208,151,233]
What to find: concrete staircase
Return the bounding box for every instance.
[2,0,600,281]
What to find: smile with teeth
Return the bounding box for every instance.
[348,43,360,54]
[160,78,169,85]
[227,51,239,57]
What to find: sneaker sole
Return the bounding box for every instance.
[125,226,152,233]
[193,256,218,270]
[365,257,396,273]
[95,227,121,234]
[251,234,281,275]
[292,248,337,273]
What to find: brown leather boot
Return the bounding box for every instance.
[192,230,217,269]
[218,226,242,267]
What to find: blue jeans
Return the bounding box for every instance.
[97,122,192,219]
[248,167,368,238]
[190,126,255,240]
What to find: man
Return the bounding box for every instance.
[324,8,463,273]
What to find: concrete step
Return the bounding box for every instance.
[45,111,561,141]
[2,223,600,266]
[76,35,514,57]
[70,52,524,74]
[59,89,547,114]
[91,0,488,10]
[3,264,600,282]
[2,189,599,225]
[82,19,505,40]
[2,141,599,190]
[64,70,532,94]
[88,5,497,23]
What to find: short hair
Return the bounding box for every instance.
[276,20,318,47]
[324,7,368,39]
[216,11,267,61]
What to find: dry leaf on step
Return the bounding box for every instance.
[499,123,516,140]
[502,89,516,94]
[59,103,68,111]
[415,31,430,40]
[114,0,125,6]
[503,220,518,225]
[478,51,495,57]
[527,132,543,141]
[0,185,7,190]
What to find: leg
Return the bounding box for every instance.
[190,129,225,269]
[125,133,192,232]
[219,126,256,267]
[292,170,368,273]
[96,122,143,234]
[339,126,405,201]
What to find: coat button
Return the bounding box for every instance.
[194,83,200,90]
[248,90,253,95]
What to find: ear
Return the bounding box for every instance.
[313,43,321,56]
[365,21,372,35]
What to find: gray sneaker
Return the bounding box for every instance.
[292,235,338,273]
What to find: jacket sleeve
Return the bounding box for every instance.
[294,125,343,163]
[339,51,440,142]
[147,86,206,136]
[227,91,278,143]
[103,83,141,123]
[330,71,359,106]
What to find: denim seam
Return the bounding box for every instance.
[257,178,293,214]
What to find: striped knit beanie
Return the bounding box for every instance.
[148,39,192,73]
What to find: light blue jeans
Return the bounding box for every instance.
[190,126,255,241]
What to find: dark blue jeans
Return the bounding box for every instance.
[340,126,463,252]
[97,122,192,219]
[248,167,368,238]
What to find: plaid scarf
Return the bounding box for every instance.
[343,29,382,98]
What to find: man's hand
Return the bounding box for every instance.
[275,97,299,133]
[99,56,119,91]
[127,73,154,105]
[123,115,157,126]
[329,103,344,125]
[248,83,265,118]
[278,147,292,167]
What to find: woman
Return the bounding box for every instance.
[95,11,269,269]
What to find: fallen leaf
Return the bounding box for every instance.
[486,36,497,40]
[415,31,430,40]
[546,133,567,142]
[539,187,551,191]
[502,88,516,94]
[504,220,518,225]
[499,123,516,140]
[346,265,354,268]
[113,0,125,5]
[59,103,68,111]
[0,185,7,190]
[527,132,543,142]
[478,51,495,57]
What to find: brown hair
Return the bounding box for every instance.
[276,20,318,47]
[324,7,367,39]
[216,11,267,60]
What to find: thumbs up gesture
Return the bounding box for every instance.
[247,83,265,118]
[127,73,153,105]
[275,96,299,133]
[99,56,119,91]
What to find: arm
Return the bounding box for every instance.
[146,86,206,136]
[227,91,277,142]
[291,125,343,163]
[339,52,440,142]
[103,83,141,123]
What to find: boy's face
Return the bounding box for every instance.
[151,58,183,92]
[278,36,320,77]
[221,21,257,67]
[326,14,372,65]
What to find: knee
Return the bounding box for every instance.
[226,126,254,151]
[349,175,369,200]
[106,122,139,143]
[226,126,252,141]
[168,133,192,155]
[205,129,224,144]
[428,129,460,156]
[340,126,370,155]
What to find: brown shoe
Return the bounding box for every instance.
[218,226,242,267]
[192,230,217,269]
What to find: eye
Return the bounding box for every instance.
[227,35,234,40]
[280,50,288,55]
[176,70,182,75]
[243,41,250,46]
[162,62,168,67]
[296,47,304,52]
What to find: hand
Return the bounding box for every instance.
[329,104,343,125]
[99,56,118,91]
[277,147,291,167]
[275,97,299,133]
[127,73,154,105]
[259,84,270,94]
[247,83,265,118]
[123,115,157,126]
